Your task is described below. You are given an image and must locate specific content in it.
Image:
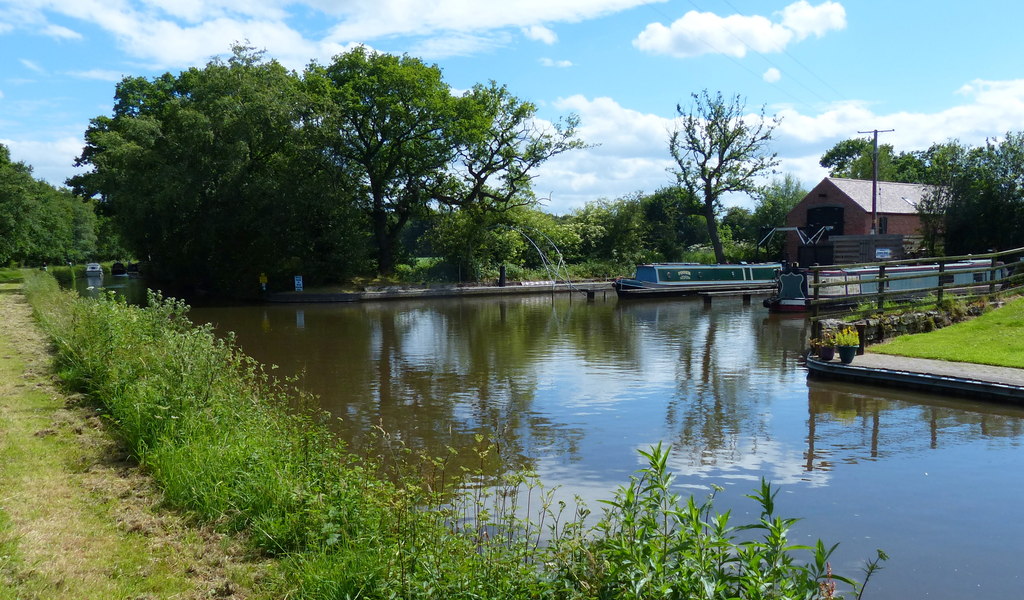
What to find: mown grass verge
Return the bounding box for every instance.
[23,272,882,599]
[0,283,265,599]
[870,295,1024,367]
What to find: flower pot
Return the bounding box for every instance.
[817,346,836,361]
[837,345,858,364]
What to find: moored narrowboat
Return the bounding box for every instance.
[613,263,781,298]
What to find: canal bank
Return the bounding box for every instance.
[265,280,615,302]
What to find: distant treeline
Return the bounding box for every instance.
[0,144,121,267]
[64,44,805,295]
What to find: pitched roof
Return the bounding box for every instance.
[826,177,935,215]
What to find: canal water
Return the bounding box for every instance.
[186,293,1023,599]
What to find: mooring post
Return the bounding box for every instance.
[937,261,946,305]
[812,268,821,319]
[877,264,887,311]
[990,251,998,295]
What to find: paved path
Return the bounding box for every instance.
[806,351,1024,401]
[855,352,1024,387]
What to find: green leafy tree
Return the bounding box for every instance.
[669,90,779,263]
[443,82,585,213]
[72,45,364,293]
[921,134,1024,255]
[428,82,586,278]
[639,186,701,261]
[820,137,927,183]
[565,195,649,266]
[0,144,96,265]
[720,206,755,243]
[307,47,459,277]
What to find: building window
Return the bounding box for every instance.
[878,216,888,234]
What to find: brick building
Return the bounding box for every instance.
[784,177,934,265]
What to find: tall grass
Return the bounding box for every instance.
[22,272,880,599]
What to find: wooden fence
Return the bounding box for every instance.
[808,246,1024,319]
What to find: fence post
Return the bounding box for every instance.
[990,253,998,295]
[937,261,946,305]
[877,264,886,311]
[812,268,821,319]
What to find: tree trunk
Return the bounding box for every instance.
[704,202,727,264]
[372,207,395,276]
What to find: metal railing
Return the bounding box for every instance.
[808,246,1024,320]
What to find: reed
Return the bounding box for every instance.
[22,272,880,599]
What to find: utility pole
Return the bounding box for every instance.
[857,128,894,234]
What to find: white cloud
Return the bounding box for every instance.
[323,0,665,41]
[779,0,846,41]
[633,0,845,58]
[410,32,511,59]
[523,24,557,44]
[1,2,352,70]
[764,67,781,83]
[531,95,677,212]
[0,136,87,187]
[3,1,657,67]
[68,69,127,82]
[138,0,289,22]
[20,58,44,73]
[634,11,790,58]
[540,57,573,68]
[43,23,83,40]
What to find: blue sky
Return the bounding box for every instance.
[3,0,1024,214]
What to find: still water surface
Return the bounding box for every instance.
[189,293,1024,599]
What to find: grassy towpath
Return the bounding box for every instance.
[870,295,1024,368]
[0,283,270,599]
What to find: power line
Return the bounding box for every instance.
[639,0,846,113]
[719,0,847,100]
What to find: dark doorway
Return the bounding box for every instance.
[806,206,844,236]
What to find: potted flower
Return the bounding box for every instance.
[833,327,860,364]
[809,332,836,361]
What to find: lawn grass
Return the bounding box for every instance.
[871,295,1024,368]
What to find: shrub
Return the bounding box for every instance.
[834,327,860,346]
